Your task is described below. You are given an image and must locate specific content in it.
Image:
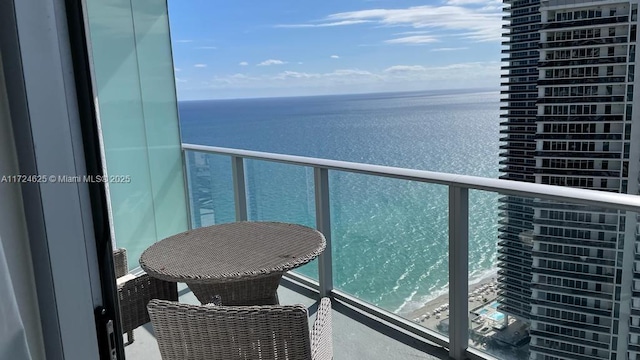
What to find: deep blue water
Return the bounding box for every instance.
[179,89,501,314]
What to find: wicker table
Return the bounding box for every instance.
[139,221,326,306]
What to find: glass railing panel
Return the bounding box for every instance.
[184,151,235,228]
[243,159,318,280]
[468,190,638,360]
[468,190,530,360]
[329,170,449,334]
[86,0,187,270]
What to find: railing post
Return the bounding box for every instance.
[231,156,248,221]
[182,149,194,229]
[448,186,469,359]
[314,167,333,297]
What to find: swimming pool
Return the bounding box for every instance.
[489,312,504,322]
[490,301,500,309]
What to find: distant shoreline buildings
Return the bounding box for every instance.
[500,0,640,359]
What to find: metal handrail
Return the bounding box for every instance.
[182,143,640,212]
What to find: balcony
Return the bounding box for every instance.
[120,144,640,360]
[125,282,450,360]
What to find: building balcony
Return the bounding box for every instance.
[533,151,622,159]
[499,127,536,134]
[118,144,640,360]
[534,133,622,141]
[500,80,538,87]
[538,56,628,68]
[125,282,452,360]
[537,76,626,85]
[540,36,629,49]
[533,168,621,177]
[536,96,625,103]
[501,63,539,70]
[501,38,541,46]
[541,16,629,29]
[536,114,624,122]
[500,88,537,94]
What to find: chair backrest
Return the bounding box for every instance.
[147,299,313,360]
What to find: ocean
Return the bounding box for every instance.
[179,89,502,315]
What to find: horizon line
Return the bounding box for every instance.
[176,86,501,102]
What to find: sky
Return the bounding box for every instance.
[167,0,504,100]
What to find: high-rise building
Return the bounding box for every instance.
[498,0,540,320]
[500,0,640,359]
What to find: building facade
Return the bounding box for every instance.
[501,0,640,359]
[498,0,541,320]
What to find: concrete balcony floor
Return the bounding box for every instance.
[124,278,449,360]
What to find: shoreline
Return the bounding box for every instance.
[404,272,499,331]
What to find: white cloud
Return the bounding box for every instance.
[394,30,432,36]
[331,69,376,77]
[257,59,287,66]
[195,46,217,50]
[194,64,207,68]
[278,4,503,42]
[331,55,340,59]
[385,35,438,44]
[175,77,187,83]
[384,65,427,72]
[175,39,194,43]
[273,71,319,80]
[239,61,249,66]
[275,20,372,28]
[203,62,498,92]
[174,67,182,72]
[446,0,495,5]
[431,47,468,51]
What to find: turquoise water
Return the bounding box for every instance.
[490,312,505,322]
[180,89,501,314]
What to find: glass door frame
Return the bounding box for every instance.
[0,0,124,358]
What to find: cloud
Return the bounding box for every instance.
[204,62,499,92]
[175,77,187,83]
[239,61,249,66]
[385,35,438,44]
[275,20,372,28]
[195,46,217,50]
[278,4,503,42]
[330,55,340,59]
[175,39,194,43]
[446,0,494,4]
[384,65,427,72]
[174,67,182,72]
[194,64,207,68]
[394,30,432,35]
[257,59,287,66]
[431,47,468,51]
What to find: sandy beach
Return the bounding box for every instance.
[404,274,499,331]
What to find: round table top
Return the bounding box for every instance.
[139,222,326,284]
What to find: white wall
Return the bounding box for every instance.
[0,52,45,360]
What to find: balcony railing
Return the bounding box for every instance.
[181,143,640,360]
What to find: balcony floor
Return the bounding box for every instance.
[124,278,449,360]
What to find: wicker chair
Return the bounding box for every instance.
[113,248,178,345]
[147,297,333,360]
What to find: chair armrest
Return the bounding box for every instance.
[116,274,136,287]
[113,248,128,278]
[118,274,178,333]
[311,297,333,360]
